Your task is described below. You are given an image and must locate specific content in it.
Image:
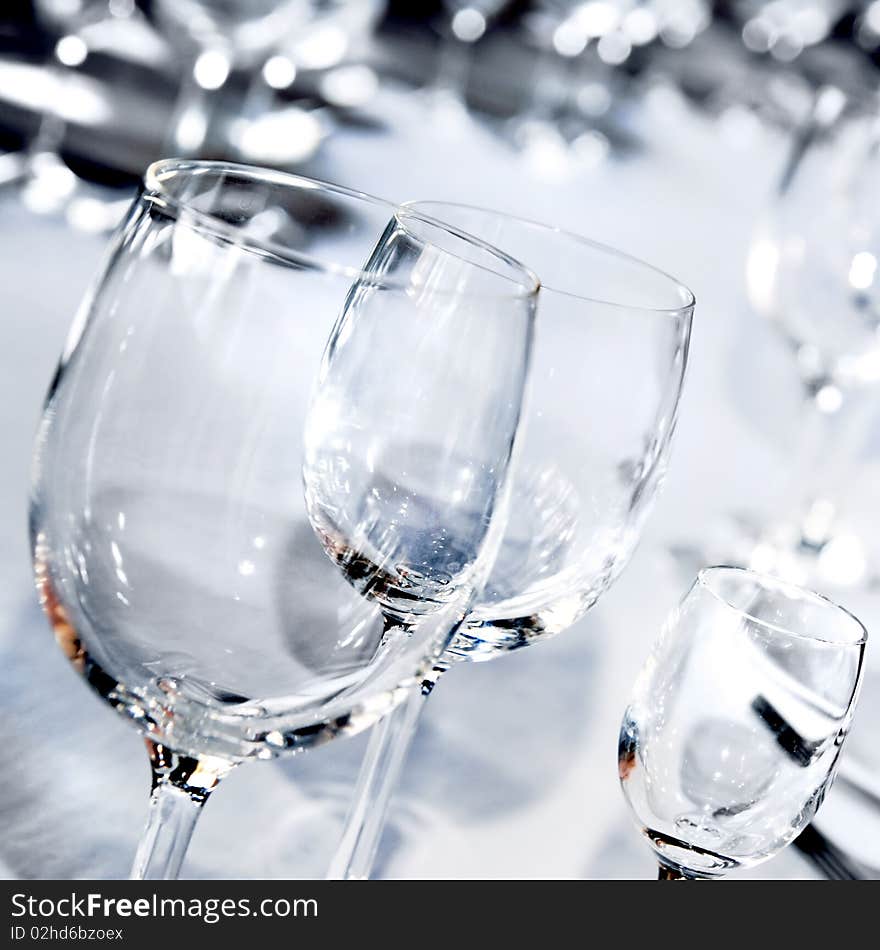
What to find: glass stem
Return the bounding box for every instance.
[326,666,445,881]
[165,52,227,158]
[519,47,565,129]
[240,64,275,125]
[431,35,473,107]
[130,740,236,881]
[782,380,870,548]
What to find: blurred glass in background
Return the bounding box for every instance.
[4,1,880,225]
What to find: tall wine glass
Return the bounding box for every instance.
[29,160,538,879]
[619,566,867,880]
[740,91,880,588]
[328,202,694,879]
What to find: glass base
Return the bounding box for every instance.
[670,508,877,592]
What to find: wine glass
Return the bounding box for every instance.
[29,159,538,879]
[150,0,309,66]
[146,0,310,157]
[736,91,880,589]
[147,1,381,164]
[15,1,134,223]
[619,566,867,880]
[327,201,694,879]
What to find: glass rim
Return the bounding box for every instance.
[404,199,696,316]
[142,160,540,300]
[696,565,868,646]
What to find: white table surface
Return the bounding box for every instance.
[1,82,877,880]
